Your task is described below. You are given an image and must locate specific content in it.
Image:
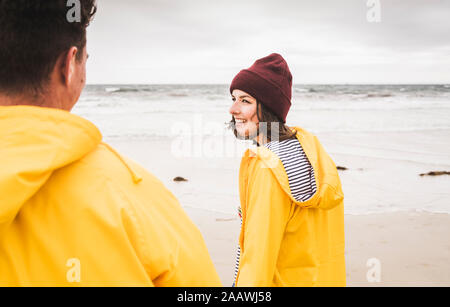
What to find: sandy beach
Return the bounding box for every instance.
[184,208,450,286]
[107,129,450,287]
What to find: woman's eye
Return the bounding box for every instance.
[242,99,250,103]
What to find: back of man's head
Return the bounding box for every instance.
[0,0,97,96]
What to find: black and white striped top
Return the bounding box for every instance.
[233,136,317,285]
[265,138,317,202]
[233,206,243,286]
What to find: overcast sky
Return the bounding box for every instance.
[86,0,450,84]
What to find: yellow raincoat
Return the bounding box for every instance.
[235,127,346,287]
[0,105,221,287]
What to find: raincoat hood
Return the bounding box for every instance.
[245,126,343,210]
[0,105,221,286]
[0,106,102,228]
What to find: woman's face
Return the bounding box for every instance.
[229,89,259,140]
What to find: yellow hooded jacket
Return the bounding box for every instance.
[235,127,346,287]
[0,106,221,286]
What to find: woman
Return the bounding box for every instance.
[229,53,346,287]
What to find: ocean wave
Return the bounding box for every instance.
[366,93,393,98]
[168,93,189,97]
[99,126,450,142]
[104,87,196,97]
[294,88,317,93]
[105,87,140,93]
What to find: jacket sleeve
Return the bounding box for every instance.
[236,161,292,286]
[108,174,222,287]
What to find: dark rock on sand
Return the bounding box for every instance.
[173,176,188,182]
[419,171,450,177]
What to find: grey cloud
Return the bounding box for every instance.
[86,0,450,83]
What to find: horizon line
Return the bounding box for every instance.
[86,82,450,86]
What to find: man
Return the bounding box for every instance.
[0,1,221,286]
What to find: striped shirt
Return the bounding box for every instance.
[233,206,242,285]
[233,136,317,285]
[265,138,317,202]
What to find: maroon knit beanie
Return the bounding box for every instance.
[230,53,292,123]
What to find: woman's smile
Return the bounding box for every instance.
[229,89,259,139]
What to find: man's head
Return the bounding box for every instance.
[0,0,97,110]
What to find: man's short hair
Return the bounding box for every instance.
[0,0,97,95]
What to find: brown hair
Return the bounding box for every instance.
[0,0,97,95]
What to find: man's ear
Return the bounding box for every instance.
[61,47,79,87]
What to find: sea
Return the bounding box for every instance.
[75,84,450,139]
